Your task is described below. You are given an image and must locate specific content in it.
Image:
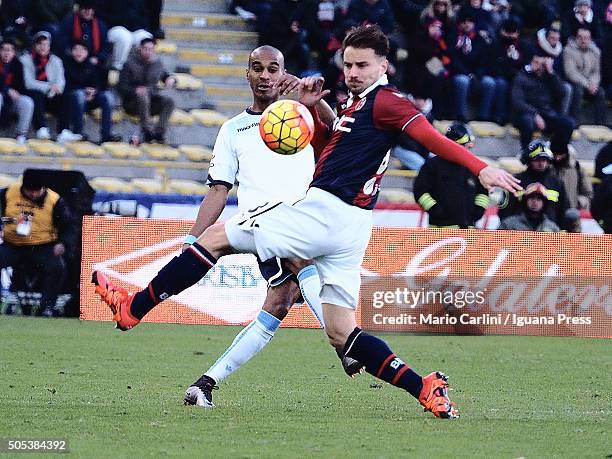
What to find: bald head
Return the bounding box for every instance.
[248,45,284,69]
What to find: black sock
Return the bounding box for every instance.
[343,327,423,399]
[130,243,217,319]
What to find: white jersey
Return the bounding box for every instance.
[207,108,315,212]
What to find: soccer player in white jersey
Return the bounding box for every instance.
[95,45,360,408]
[93,26,522,419]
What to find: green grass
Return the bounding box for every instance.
[1,317,610,458]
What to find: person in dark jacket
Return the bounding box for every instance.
[414,122,490,227]
[511,50,576,149]
[0,40,34,143]
[0,0,33,49]
[449,10,495,121]
[0,169,76,317]
[118,37,176,143]
[56,0,111,69]
[488,18,526,125]
[591,171,612,233]
[499,182,561,232]
[60,41,120,143]
[602,2,612,103]
[594,141,612,180]
[498,139,571,226]
[30,0,73,37]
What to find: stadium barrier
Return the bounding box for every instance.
[81,216,611,338]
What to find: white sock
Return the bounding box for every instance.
[205,310,281,384]
[297,265,325,328]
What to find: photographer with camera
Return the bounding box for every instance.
[0,169,75,317]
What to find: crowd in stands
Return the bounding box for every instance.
[233,0,611,130]
[0,0,169,144]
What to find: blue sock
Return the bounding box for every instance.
[131,243,217,319]
[343,327,423,398]
[297,265,325,328]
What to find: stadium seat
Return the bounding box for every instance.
[67,141,105,157]
[141,144,180,160]
[28,139,66,156]
[90,108,124,123]
[469,121,506,138]
[0,138,28,155]
[179,144,213,162]
[180,49,251,65]
[89,177,134,192]
[580,159,595,177]
[204,84,251,98]
[498,157,524,174]
[0,173,18,187]
[190,109,228,127]
[167,179,208,195]
[155,41,178,55]
[174,73,204,91]
[102,142,142,159]
[130,178,165,193]
[378,188,415,205]
[191,64,244,78]
[579,125,612,143]
[169,109,195,126]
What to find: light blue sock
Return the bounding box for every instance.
[297,265,325,328]
[205,310,281,384]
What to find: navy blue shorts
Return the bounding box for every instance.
[257,257,297,288]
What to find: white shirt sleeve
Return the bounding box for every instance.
[207,121,238,188]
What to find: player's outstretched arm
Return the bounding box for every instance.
[182,184,229,252]
[477,166,522,194]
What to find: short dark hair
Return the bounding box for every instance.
[72,40,89,50]
[0,39,16,49]
[574,26,592,37]
[140,37,156,47]
[342,24,389,57]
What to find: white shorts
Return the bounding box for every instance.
[225,187,372,309]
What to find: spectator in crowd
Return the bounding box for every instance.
[56,0,111,72]
[148,0,165,39]
[118,38,176,144]
[392,91,433,170]
[345,0,395,35]
[594,140,612,179]
[0,0,33,49]
[563,0,601,41]
[0,40,34,144]
[591,165,612,232]
[30,0,73,38]
[258,0,318,75]
[552,144,592,209]
[60,41,121,144]
[414,122,490,228]
[405,17,453,118]
[390,0,430,33]
[536,25,572,115]
[602,2,612,103]
[563,27,607,125]
[420,0,455,34]
[21,31,66,140]
[458,0,495,41]
[96,0,153,70]
[0,169,75,317]
[498,139,570,226]
[563,207,582,232]
[450,10,496,122]
[488,17,526,125]
[499,182,561,232]
[509,0,558,32]
[486,0,511,30]
[511,50,575,149]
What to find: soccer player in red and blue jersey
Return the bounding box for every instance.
[93,24,521,419]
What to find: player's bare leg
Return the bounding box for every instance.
[323,303,459,419]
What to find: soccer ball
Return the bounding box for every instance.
[259,99,314,155]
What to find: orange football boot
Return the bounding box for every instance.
[419,371,459,419]
[92,271,140,330]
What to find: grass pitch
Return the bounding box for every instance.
[1,317,610,458]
